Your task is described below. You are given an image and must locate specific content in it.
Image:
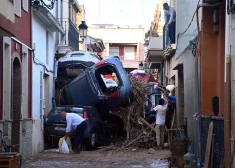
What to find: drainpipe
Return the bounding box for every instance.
[224,0,232,165]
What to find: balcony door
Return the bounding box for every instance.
[124,47,135,60]
[109,47,119,57]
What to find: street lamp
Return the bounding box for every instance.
[78,21,88,44]
[31,0,57,10]
[139,61,144,70]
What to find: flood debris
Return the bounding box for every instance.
[100,77,159,150]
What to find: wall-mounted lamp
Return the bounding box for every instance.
[139,61,144,70]
[189,40,197,57]
[31,0,57,10]
[78,21,88,44]
[144,40,149,47]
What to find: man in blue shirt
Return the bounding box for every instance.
[163,3,176,43]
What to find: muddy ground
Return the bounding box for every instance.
[22,148,171,168]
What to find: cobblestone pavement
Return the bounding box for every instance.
[22,148,171,168]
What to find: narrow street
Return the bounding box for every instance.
[1,0,234,167]
[22,148,170,168]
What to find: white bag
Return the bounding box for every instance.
[59,138,70,154]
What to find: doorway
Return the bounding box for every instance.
[11,58,22,152]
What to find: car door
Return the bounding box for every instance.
[62,69,105,106]
[89,108,107,142]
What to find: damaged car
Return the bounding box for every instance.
[55,51,102,104]
[44,106,111,150]
[59,57,132,109]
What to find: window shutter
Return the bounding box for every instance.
[22,0,28,12]
[109,47,119,57]
[14,0,21,17]
[124,47,135,60]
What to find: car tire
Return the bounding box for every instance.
[85,130,97,150]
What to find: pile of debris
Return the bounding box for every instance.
[101,77,159,150]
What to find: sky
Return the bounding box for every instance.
[79,0,159,30]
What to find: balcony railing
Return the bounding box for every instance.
[163,25,176,50]
[61,20,79,51]
[163,25,169,50]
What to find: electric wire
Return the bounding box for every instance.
[32,50,54,73]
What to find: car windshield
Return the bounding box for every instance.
[53,107,84,117]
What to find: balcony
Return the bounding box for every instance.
[163,25,176,49]
[61,20,79,51]
[163,26,176,59]
[146,36,163,69]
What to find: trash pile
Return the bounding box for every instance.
[100,77,160,150]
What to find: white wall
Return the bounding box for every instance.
[175,0,199,59]
[32,13,56,155]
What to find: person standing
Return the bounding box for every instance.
[151,95,168,149]
[163,3,176,43]
[61,112,87,153]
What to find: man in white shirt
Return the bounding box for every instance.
[163,3,176,43]
[61,112,87,153]
[151,95,168,149]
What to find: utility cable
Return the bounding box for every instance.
[32,50,54,73]
[175,0,200,50]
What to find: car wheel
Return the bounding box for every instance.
[86,130,97,150]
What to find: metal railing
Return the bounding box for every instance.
[163,25,170,50]
[61,20,79,51]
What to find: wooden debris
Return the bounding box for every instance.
[219,149,225,168]
[105,77,158,150]
[204,121,214,168]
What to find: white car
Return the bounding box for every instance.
[55,51,102,80]
[55,51,102,104]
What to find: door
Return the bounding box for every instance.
[11,58,22,152]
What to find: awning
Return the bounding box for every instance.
[33,7,65,35]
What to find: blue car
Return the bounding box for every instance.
[60,57,132,109]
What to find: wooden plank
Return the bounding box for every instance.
[210,134,215,168]
[139,117,156,133]
[204,121,214,168]
[219,149,225,168]
[229,150,235,168]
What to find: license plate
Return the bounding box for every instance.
[54,127,66,131]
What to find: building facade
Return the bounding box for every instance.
[31,3,65,155]
[0,0,33,159]
[88,27,145,72]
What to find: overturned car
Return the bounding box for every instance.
[58,57,132,109]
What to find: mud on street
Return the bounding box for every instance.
[22,148,170,168]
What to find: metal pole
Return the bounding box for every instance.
[195,59,201,167]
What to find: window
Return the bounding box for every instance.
[109,47,119,57]
[22,0,28,12]
[124,47,135,60]
[14,0,21,17]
